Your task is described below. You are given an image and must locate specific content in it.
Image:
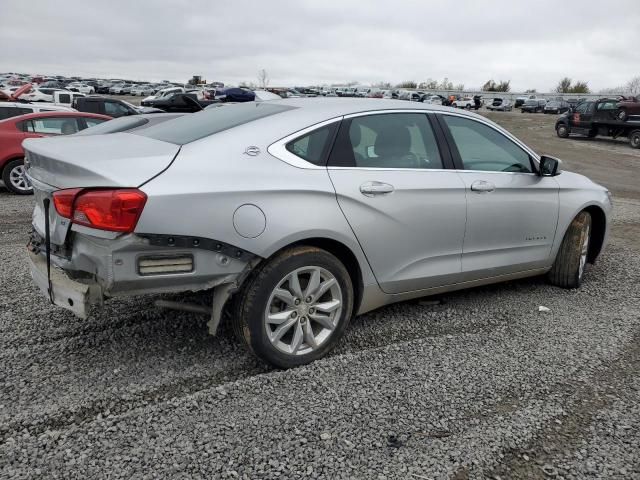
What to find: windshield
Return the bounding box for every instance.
[135,102,296,145]
[524,100,538,105]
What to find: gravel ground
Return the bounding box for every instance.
[2,118,640,479]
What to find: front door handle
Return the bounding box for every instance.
[360,181,395,196]
[470,180,495,193]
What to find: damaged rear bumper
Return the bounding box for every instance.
[28,249,101,318]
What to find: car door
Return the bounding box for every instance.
[327,111,467,294]
[437,113,559,279]
[572,101,595,130]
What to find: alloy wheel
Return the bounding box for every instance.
[9,164,32,193]
[264,266,343,356]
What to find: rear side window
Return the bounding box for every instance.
[57,93,71,104]
[136,102,296,145]
[81,100,101,114]
[329,113,443,169]
[285,123,337,166]
[25,117,80,135]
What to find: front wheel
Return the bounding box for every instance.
[630,130,640,149]
[556,124,570,138]
[548,211,592,288]
[617,109,628,121]
[232,246,354,368]
[2,159,33,195]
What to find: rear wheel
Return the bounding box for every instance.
[2,159,33,195]
[617,109,628,121]
[630,130,640,149]
[548,211,591,288]
[232,246,354,368]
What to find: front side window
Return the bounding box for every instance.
[442,115,533,173]
[105,102,130,116]
[285,123,337,166]
[329,113,443,169]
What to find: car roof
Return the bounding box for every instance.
[253,97,475,121]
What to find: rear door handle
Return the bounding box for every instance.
[360,181,395,196]
[470,180,495,193]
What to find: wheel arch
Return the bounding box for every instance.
[0,155,25,177]
[582,205,607,264]
[268,237,365,315]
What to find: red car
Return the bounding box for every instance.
[0,111,111,194]
[617,96,640,121]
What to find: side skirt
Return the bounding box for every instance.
[357,267,551,315]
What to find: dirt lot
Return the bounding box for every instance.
[1,109,640,479]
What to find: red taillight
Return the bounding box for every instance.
[52,188,147,233]
[52,188,82,218]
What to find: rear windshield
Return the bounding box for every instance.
[524,100,538,105]
[135,102,296,145]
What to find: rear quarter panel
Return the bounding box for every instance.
[135,121,378,288]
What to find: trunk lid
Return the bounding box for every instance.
[23,132,180,189]
[24,133,180,246]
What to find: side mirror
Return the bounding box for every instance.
[539,155,561,176]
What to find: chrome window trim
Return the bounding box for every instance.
[268,116,343,169]
[328,167,451,173]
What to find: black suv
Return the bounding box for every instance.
[72,97,140,118]
[521,99,547,113]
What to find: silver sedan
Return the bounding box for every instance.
[24,98,612,368]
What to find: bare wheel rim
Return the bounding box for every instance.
[578,223,590,279]
[9,164,32,192]
[264,266,343,356]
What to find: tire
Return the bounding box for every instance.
[232,245,354,368]
[548,211,592,289]
[556,124,570,138]
[630,130,640,149]
[2,159,33,195]
[617,109,628,122]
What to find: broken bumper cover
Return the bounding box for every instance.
[28,249,100,319]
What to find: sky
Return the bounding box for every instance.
[1,0,639,92]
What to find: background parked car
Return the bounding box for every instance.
[486,97,513,111]
[141,86,185,106]
[65,82,95,94]
[0,111,110,194]
[18,88,66,103]
[544,100,570,114]
[0,102,76,121]
[72,96,161,117]
[130,84,155,96]
[521,99,547,113]
[422,95,443,105]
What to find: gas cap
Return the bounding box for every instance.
[233,204,266,238]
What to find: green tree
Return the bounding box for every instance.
[396,81,417,89]
[570,81,590,94]
[555,77,572,93]
[483,79,510,92]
